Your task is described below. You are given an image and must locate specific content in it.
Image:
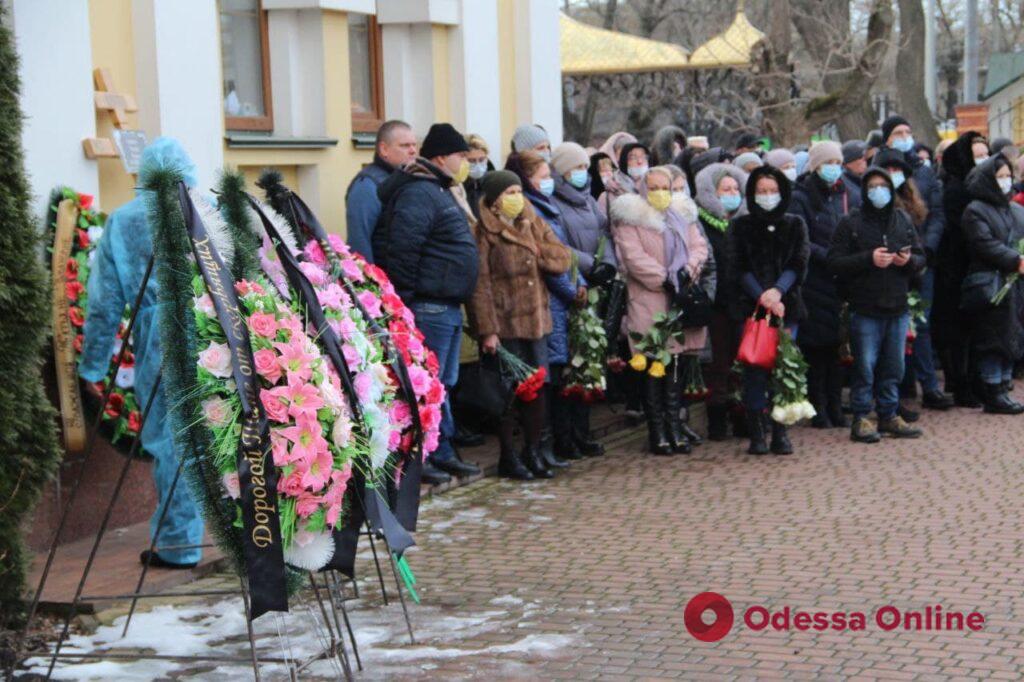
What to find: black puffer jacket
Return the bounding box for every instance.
[373,158,480,305]
[962,156,1024,361]
[827,168,926,317]
[788,172,853,346]
[726,165,810,324]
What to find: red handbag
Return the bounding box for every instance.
[736,306,779,369]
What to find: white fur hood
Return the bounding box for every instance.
[609,193,665,231]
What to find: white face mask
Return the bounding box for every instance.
[975,155,990,165]
[783,168,798,182]
[628,164,649,180]
[998,176,1013,194]
[755,193,782,211]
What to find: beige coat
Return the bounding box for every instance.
[610,193,709,355]
[468,200,571,341]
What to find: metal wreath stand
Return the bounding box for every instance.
[16,183,423,679]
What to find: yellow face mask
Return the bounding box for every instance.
[499,193,525,219]
[452,159,470,185]
[647,189,671,212]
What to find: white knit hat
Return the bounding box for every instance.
[806,141,843,172]
[511,124,549,153]
[551,142,590,176]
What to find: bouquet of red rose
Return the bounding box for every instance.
[495,345,546,402]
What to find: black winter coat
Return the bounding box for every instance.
[962,157,1024,361]
[726,165,810,324]
[827,168,926,318]
[908,151,946,259]
[373,158,480,305]
[788,172,853,346]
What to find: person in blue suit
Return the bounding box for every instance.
[79,137,205,569]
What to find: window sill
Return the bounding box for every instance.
[351,132,377,150]
[225,133,338,149]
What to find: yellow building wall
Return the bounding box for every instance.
[89,0,138,212]
[497,0,518,153]
[236,165,299,197]
[431,25,451,122]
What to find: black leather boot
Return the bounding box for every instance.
[679,404,703,446]
[706,404,728,441]
[746,411,769,455]
[538,429,570,469]
[664,358,692,454]
[521,395,554,477]
[982,383,1024,415]
[770,419,794,455]
[644,375,671,455]
[729,401,749,438]
[549,382,581,461]
[571,403,604,456]
[806,347,831,428]
[497,413,532,480]
[521,446,554,478]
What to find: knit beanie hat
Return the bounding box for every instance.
[763,149,795,169]
[420,123,469,159]
[881,115,911,144]
[551,142,589,177]
[511,124,549,153]
[842,140,867,164]
[733,152,763,169]
[806,141,843,172]
[481,170,521,206]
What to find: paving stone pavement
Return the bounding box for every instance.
[399,403,1024,680]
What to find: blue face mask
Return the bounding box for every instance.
[720,193,742,213]
[867,186,892,208]
[818,163,843,185]
[892,136,915,153]
[568,169,589,189]
[538,178,555,196]
[468,162,487,180]
[890,171,905,189]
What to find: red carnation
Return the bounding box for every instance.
[65,280,85,301]
[382,292,405,315]
[76,229,89,249]
[363,263,389,286]
[65,258,78,280]
[73,334,84,353]
[120,350,135,368]
[105,392,125,418]
[425,351,440,375]
[68,306,85,327]
[127,410,142,433]
[78,193,94,210]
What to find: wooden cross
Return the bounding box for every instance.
[83,68,137,159]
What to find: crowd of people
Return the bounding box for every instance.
[347,115,1024,484]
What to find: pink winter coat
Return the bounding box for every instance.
[610,194,709,355]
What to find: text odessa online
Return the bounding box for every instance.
[743,605,985,632]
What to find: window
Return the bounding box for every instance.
[220,0,273,131]
[349,13,384,133]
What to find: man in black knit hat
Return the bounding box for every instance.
[374,122,482,483]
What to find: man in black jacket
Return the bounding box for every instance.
[828,167,926,443]
[374,122,481,482]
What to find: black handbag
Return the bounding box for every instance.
[673,270,714,329]
[455,354,512,417]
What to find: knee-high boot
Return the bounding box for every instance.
[644,374,671,455]
[663,357,692,454]
[519,394,554,478]
[497,409,532,480]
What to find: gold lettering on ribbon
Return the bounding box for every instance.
[241,411,274,548]
[52,199,87,454]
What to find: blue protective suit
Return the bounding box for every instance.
[79,138,204,564]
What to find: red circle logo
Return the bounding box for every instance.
[684,592,734,642]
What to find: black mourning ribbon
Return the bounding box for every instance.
[279,192,425,536]
[177,183,287,619]
[245,196,416,561]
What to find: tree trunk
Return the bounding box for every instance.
[897,0,939,147]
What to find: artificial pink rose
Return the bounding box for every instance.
[341,343,361,371]
[296,492,323,518]
[194,293,217,317]
[340,259,364,282]
[353,371,374,403]
[278,470,306,497]
[222,472,241,499]
[327,234,346,254]
[198,342,233,378]
[253,348,282,384]
[298,261,328,286]
[249,312,278,338]
[277,313,304,335]
[407,364,432,398]
[423,428,440,454]
[202,397,232,428]
[419,403,441,431]
[261,388,290,423]
[389,400,412,427]
[304,241,327,266]
[357,291,383,318]
[387,428,402,451]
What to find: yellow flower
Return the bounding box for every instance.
[629,353,648,372]
[648,361,666,378]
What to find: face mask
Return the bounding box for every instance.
[468,162,487,180]
[783,168,798,182]
[672,190,689,203]
[628,164,649,180]
[921,159,931,168]
[755,193,782,211]
[998,177,1013,194]
[538,178,555,196]
[892,136,915,153]
[540,150,552,163]
[890,171,905,189]
[818,163,842,185]
[451,159,470,184]
[600,173,614,186]
[720,193,742,213]
[974,155,989,165]
[499,193,525,219]
[568,169,589,189]
[867,186,892,208]
[647,189,671,212]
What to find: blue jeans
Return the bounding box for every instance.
[410,301,463,462]
[742,325,797,412]
[909,269,941,394]
[850,312,910,420]
[977,353,1012,384]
